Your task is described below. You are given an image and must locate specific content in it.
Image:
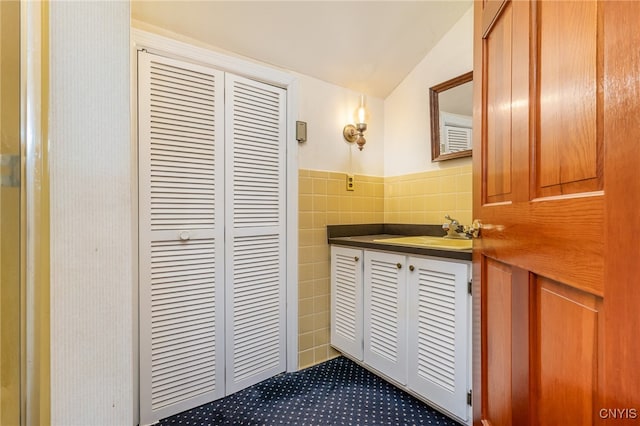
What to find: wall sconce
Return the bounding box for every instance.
[343,95,368,151]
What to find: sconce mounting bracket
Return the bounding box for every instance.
[343,124,358,143]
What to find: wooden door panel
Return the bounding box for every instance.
[483,258,513,426]
[481,0,531,206]
[483,1,513,203]
[536,277,601,426]
[477,195,603,297]
[481,1,508,37]
[537,0,603,197]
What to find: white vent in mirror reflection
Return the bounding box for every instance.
[440,111,472,153]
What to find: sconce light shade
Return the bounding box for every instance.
[343,95,368,151]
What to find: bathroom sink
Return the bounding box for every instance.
[373,236,472,250]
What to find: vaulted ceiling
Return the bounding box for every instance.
[131,1,472,98]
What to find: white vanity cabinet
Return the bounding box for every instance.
[363,250,408,385]
[330,244,471,424]
[330,246,364,360]
[406,256,470,421]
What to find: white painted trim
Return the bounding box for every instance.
[131,29,297,89]
[285,78,300,373]
[129,40,140,426]
[131,30,299,389]
[21,2,43,424]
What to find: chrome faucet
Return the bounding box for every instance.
[443,215,469,239]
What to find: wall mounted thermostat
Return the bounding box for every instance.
[296,121,307,143]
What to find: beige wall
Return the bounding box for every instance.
[297,166,472,368]
[383,6,473,176]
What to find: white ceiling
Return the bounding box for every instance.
[132,1,472,99]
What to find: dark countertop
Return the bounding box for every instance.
[327,224,472,262]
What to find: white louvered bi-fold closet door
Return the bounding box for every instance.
[138,52,225,425]
[407,257,468,420]
[363,250,408,385]
[224,74,287,394]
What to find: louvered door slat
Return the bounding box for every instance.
[228,78,282,229]
[227,234,284,388]
[407,257,469,421]
[150,77,215,99]
[363,251,408,385]
[225,75,286,394]
[139,52,225,425]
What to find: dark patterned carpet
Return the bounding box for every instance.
[159,356,463,425]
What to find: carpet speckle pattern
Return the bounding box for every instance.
[159,356,463,425]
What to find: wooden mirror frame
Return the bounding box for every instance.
[429,71,473,162]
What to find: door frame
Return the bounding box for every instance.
[21,1,51,424]
[131,28,299,423]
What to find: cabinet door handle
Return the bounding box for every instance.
[409,265,415,272]
[396,263,402,269]
[354,256,359,262]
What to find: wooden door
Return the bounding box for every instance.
[473,1,640,424]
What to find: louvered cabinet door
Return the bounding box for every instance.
[407,256,470,421]
[363,250,408,385]
[138,52,225,425]
[330,246,364,360]
[224,74,287,394]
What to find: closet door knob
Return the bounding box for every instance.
[409,265,415,272]
[354,256,359,262]
[179,231,191,241]
[396,263,402,269]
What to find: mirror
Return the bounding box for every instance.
[429,71,473,162]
